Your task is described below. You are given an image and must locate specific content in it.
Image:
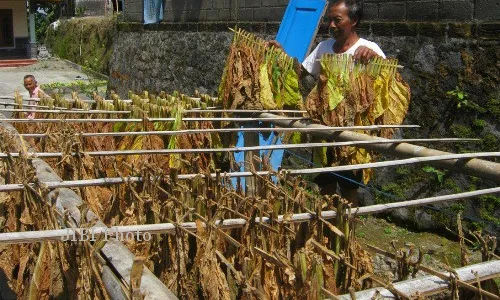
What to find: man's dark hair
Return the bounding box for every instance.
[334,0,363,26]
[24,74,36,81]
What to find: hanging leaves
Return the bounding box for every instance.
[306,54,411,183]
[219,28,302,111]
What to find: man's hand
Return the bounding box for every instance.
[266,40,283,50]
[353,46,379,63]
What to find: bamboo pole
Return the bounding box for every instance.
[1,146,496,161]
[364,244,500,300]
[260,112,500,182]
[0,108,130,114]
[0,158,499,193]
[0,116,310,123]
[0,187,498,243]
[19,125,421,138]
[0,108,308,114]
[337,260,500,299]
[0,95,219,102]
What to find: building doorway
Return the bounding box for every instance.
[0,9,14,47]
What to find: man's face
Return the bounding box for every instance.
[24,78,36,92]
[327,2,357,40]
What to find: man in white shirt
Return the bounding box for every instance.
[306,0,386,205]
[302,0,386,77]
[269,0,386,204]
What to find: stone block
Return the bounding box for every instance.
[206,10,220,21]
[253,7,271,21]
[200,0,212,10]
[262,0,281,7]
[379,2,406,21]
[363,3,379,21]
[185,9,206,22]
[124,0,143,14]
[269,6,286,21]
[371,22,395,36]
[477,22,500,39]
[475,0,500,20]
[214,0,230,9]
[245,0,261,8]
[238,8,254,21]
[447,22,473,38]
[438,0,473,21]
[218,9,232,21]
[124,12,143,22]
[408,1,439,21]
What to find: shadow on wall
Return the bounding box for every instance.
[171,0,202,22]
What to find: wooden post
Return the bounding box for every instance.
[244,122,260,197]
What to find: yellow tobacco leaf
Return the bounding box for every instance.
[259,64,277,109]
[385,73,411,125]
[283,69,301,108]
[371,69,391,120]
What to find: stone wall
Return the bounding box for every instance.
[124,0,500,22]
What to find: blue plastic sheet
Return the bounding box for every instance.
[144,0,163,24]
[231,124,284,189]
[276,0,328,62]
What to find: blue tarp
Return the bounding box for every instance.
[144,0,163,24]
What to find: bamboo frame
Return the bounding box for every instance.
[0,187,498,243]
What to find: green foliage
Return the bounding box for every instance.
[446,86,485,112]
[75,5,87,17]
[383,227,392,234]
[446,86,468,108]
[35,4,60,44]
[486,98,500,117]
[422,166,446,185]
[477,195,500,225]
[481,133,499,152]
[471,119,486,131]
[448,203,465,213]
[450,124,475,138]
[45,16,117,74]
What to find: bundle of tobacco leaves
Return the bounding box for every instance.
[306,54,411,183]
[219,28,302,111]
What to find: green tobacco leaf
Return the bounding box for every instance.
[283,69,301,108]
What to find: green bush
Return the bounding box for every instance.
[46,16,116,74]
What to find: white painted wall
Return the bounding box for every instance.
[0,1,28,38]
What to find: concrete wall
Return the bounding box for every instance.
[0,1,28,38]
[123,0,500,23]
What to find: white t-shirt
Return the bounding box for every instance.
[302,38,386,76]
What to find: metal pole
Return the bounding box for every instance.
[259,113,500,183]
